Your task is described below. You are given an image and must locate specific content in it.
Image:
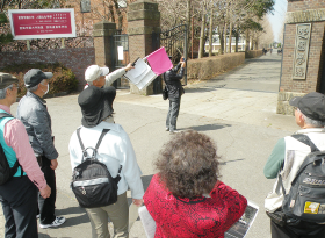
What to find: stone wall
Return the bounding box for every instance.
[187,52,245,80]
[277,92,305,115]
[0,48,95,90]
[276,0,325,115]
[245,50,263,58]
[280,22,324,93]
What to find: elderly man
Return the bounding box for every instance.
[264,92,325,237]
[16,69,65,229]
[85,63,134,88]
[0,73,51,238]
[69,86,144,238]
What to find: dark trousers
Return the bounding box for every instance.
[166,98,180,131]
[271,220,325,238]
[38,156,56,224]
[0,176,38,238]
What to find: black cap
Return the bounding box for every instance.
[78,86,112,128]
[0,72,19,89]
[24,69,53,88]
[289,92,325,122]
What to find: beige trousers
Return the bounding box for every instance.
[86,192,129,238]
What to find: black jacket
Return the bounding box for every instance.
[164,63,184,101]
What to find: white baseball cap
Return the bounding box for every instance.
[85,65,109,82]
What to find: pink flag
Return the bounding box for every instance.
[146,47,173,75]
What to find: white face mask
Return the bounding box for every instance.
[44,84,49,95]
[41,83,49,95]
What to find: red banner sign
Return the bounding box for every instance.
[8,9,75,40]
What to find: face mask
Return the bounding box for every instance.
[42,83,49,95]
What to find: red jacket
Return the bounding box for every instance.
[143,174,247,238]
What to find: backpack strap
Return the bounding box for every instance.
[95,129,110,150]
[77,128,111,163]
[289,134,323,187]
[291,134,319,152]
[0,112,23,177]
[76,128,123,179]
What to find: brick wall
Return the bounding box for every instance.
[187,52,245,80]
[0,48,95,90]
[66,0,128,34]
[288,0,325,12]
[280,22,325,94]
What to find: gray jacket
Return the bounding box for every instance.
[16,92,58,160]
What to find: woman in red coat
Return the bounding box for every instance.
[143,130,247,238]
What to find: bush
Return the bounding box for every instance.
[1,63,78,97]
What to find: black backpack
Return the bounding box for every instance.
[71,128,122,208]
[0,113,21,186]
[282,134,325,223]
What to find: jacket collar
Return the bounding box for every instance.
[295,128,325,134]
[27,91,46,104]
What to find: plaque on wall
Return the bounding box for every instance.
[293,23,311,80]
[80,0,91,13]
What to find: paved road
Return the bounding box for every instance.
[0,52,294,238]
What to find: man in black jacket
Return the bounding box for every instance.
[164,55,186,134]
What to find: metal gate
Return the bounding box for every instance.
[110,33,129,89]
[159,24,188,85]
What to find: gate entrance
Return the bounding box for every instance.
[111,33,129,89]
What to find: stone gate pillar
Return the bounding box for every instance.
[93,20,116,70]
[128,0,160,95]
[276,1,325,115]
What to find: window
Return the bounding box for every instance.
[80,0,91,13]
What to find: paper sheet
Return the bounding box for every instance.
[124,58,158,89]
[124,58,148,80]
[135,70,158,90]
[146,47,173,75]
[224,201,259,238]
[138,206,157,238]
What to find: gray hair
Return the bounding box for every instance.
[0,85,13,100]
[297,108,325,128]
[87,80,93,86]
[27,79,46,93]
[27,84,39,93]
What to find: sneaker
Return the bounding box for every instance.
[165,128,169,131]
[39,216,66,229]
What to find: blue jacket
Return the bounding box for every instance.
[16,92,58,160]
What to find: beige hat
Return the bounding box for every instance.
[85,65,109,82]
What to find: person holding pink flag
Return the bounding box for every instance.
[164,52,186,134]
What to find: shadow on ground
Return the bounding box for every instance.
[184,87,217,93]
[180,123,232,132]
[54,207,90,228]
[245,58,282,63]
[219,158,245,165]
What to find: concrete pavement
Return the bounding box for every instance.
[0,52,295,238]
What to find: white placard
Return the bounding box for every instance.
[117,46,124,60]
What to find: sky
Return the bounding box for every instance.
[267,0,288,42]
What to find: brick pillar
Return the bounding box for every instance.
[276,1,325,115]
[93,20,116,68]
[128,0,160,95]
